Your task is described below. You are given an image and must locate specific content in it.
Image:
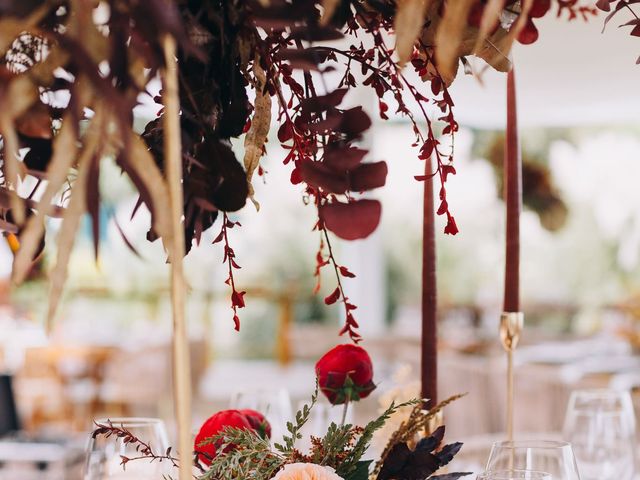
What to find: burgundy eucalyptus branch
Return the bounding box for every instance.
[213,214,245,331]
[92,421,180,470]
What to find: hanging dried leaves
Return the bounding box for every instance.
[0,0,609,342]
[47,107,105,328]
[12,116,80,284]
[320,0,342,25]
[395,0,431,66]
[243,60,271,210]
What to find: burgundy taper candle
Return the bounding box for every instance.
[421,155,437,409]
[503,68,522,313]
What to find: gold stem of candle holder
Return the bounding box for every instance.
[500,311,523,442]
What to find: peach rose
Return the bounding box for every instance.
[272,463,344,480]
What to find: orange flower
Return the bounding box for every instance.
[272,463,344,480]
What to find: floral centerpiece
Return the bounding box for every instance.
[93,344,468,480]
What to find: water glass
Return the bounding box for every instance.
[485,440,580,480]
[477,471,552,480]
[84,417,174,479]
[563,389,636,480]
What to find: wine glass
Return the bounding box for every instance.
[562,389,636,480]
[230,388,293,444]
[477,471,552,480]
[485,440,580,480]
[84,417,174,479]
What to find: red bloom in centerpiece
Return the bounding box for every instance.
[194,409,253,466]
[315,344,376,405]
[239,409,272,439]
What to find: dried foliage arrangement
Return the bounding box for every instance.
[0,0,601,341]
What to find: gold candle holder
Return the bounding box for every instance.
[500,311,523,441]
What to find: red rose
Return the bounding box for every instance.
[315,344,376,405]
[194,409,252,466]
[239,409,272,439]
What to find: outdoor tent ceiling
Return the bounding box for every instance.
[449,15,640,128]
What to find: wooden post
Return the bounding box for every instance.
[162,35,193,479]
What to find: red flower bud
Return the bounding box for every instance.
[194,410,252,466]
[239,409,272,440]
[315,344,376,405]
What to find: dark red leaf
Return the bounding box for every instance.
[441,164,456,182]
[596,0,613,11]
[299,88,348,114]
[444,214,459,235]
[339,266,356,278]
[276,48,331,71]
[324,145,368,170]
[289,26,344,42]
[290,167,303,184]
[299,160,349,194]
[337,107,372,138]
[437,199,448,216]
[278,122,294,143]
[232,290,246,308]
[320,199,382,240]
[324,287,341,305]
[349,161,388,191]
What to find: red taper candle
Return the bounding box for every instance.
[503,68,522,313]
[421,155,437,409]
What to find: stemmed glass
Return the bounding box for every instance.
[562,389,636,480]
[477,471,552,480]
[84,417,174,479]
[230,388,293,444]
[485,441,580,480]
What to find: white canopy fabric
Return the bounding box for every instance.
[449,15,640,128]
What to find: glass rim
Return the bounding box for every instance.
[93,417,165,428]
[478,470,552,479]
[491,439,572,450]
[569,388,631,398]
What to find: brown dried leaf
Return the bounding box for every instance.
[473,29,513,72]
[126,132,173,246]
[12,116,79,284]
[435,0,477,80]
[243,60,271,211]
[46,107,105,329]
[15,101,52,139]
[474,0,506,53]
[320,0,342,25]
[475,0,532,71]
[395,0,431,66]
[0,115,25,225]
